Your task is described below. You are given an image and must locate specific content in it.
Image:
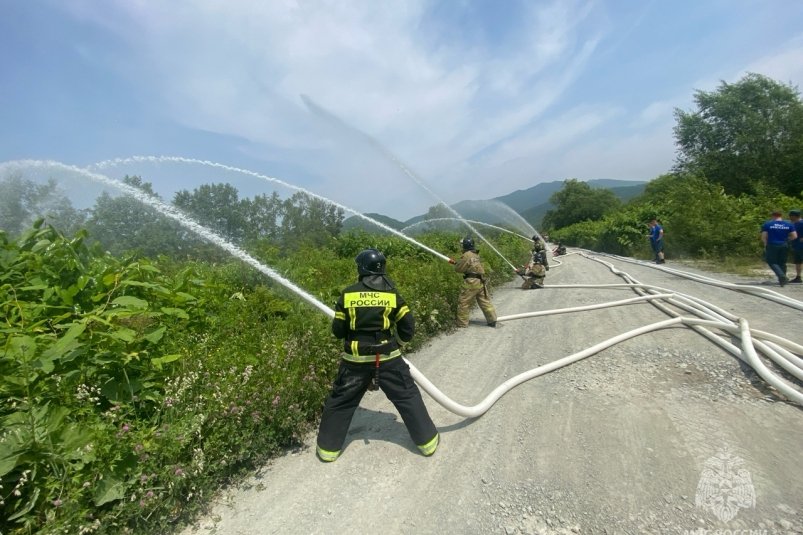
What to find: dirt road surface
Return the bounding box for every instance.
[180,252,803,535]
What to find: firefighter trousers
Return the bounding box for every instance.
[456,278,497,327]
[316,357,439,461]
[520,264,546,289]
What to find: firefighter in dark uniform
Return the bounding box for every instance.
[316,249,439,462]
[518,236,549,289]
[454,236,497,327]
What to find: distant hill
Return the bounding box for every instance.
[493,179,645,215]
[492,181,567,214]
[499,179,646,227]
[341,179,648,231]
[607,183,646,202]
[341,212,406,233]
[520,201,551,227]
[403,213,427,228]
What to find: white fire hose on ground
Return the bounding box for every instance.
[406,252,803,417]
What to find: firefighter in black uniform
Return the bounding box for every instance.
[316,249,439,462]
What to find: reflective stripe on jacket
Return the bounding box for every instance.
[332,279,414,363]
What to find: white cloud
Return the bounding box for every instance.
[41,1,803,219]
[631,100,675,128]
[740,35,803,88]
[64,1,603,147]
[484,104,623,168]
[553,122,676,181]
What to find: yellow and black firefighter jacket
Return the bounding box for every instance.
[332,275,414,363]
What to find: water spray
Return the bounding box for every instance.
[90,155,452,264]
[402,218,532,242]
[403,217,539,281]
[7,159,799,418]
[484,199,538,238]
[448,199,542,242]
[1,160,333,316]
[299,95,519,272]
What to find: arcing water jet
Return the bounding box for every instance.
[1,159,333,316]
[402,217,532,242]
[8,158,800,415]
[484,199,538,237]
[299,95,519,272]
[90,155,452,264]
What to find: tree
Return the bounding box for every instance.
[85,175,193,257]
[280,192,344,249]
[173,183,249,243]
[640,173,686,202]
[542,179,621,230]
[244,191,283,242]
[424,203,454,220]
[409,203,461,233]
[673,73,803,196]
[0,172,86,236]
[173,185,288,245]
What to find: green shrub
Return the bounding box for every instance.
[552,176,803,262]
[1,222,527,534]
[1,222,203,533]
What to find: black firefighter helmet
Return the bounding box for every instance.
[355,249,386,276]
[461,236,475,251]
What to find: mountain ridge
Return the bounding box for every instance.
[341,178,647,231]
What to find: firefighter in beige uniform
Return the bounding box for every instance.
[454,237,497,327]
[518,236,548,289]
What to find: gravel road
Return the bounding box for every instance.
[180,252,803,535]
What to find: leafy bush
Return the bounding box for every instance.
[1,222,203,533]
[1,222,526,534]
[0,223,337,534]
[552,175,803,262]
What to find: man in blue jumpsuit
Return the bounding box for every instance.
[316,249,439,462]
[648,218,665,264]
[789,209,803,283]
[760,209,798,286]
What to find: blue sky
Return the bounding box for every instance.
[2,0,803,220]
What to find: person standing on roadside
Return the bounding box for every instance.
[648,218,665,264]
[760,209,797,286]
[789,209,803,283]
[316,249,439,462]
[454,236,497,328]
